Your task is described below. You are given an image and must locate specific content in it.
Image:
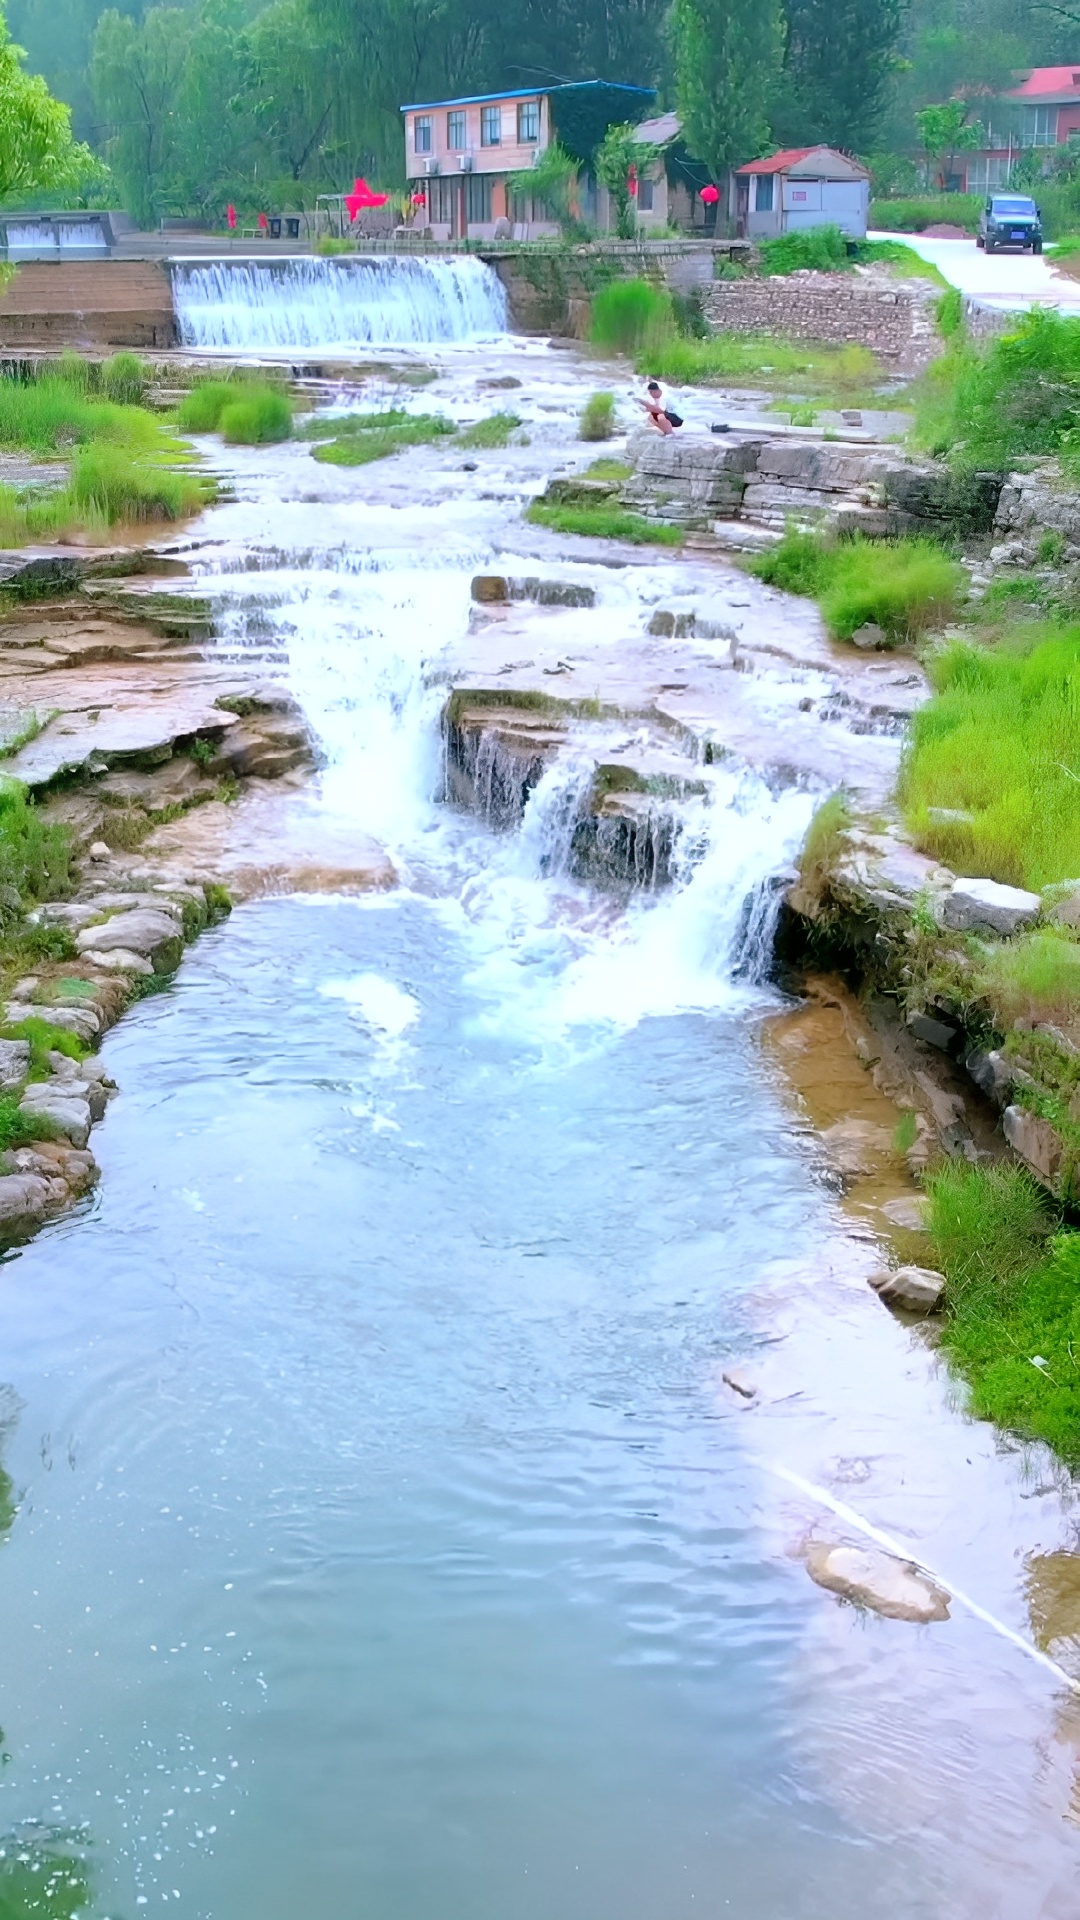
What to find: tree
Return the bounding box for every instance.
[508,140,585,237]
[0,6,96,202]
[91,8,197,225]
[774,0,903,152]
[595,121,652,238]
[243,0,334,185]
[915,100,983,190]
[670,0,783,180]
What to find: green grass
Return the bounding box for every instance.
[525,500,682,545]
[456,412,522,448]
[758,224,850,275]
[924,1159,1080,1461]
[0,780,71,910]
[751,526,964,643]
[900,624,1080,889]
[868,194,981,234]
[797,790,851,909]
[640,332,878,397]
[857,238,949,285]
[585,457,631,480]
[3,1014,86,1078]
[68,441,206,522]
[580,391,616,441]
[178,379,292,445]
[302,408,456,466]
[972,930,1080,1025]
[910,308,1080,470]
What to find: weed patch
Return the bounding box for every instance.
[751,527,963,642]
[303,409,455,466]
[525,500,681,545]
[796,790,851,912]
[0,1091,60,1149]
[925,1159,1080,1460]
[900,625,1080,888]
[589,279,673,355]
[179,379,291,445]
[869,195,981,234]
[457,412,522,449]
[641,333,878,397]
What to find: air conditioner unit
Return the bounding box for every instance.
[458,153,473,172]
[422,158,439,176]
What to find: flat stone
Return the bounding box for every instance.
[18,1086,92,1149]
[0,1171,51,1225]
[80,946,153,976]
[1003,1104,1066,1190]
[1048,884,1080,930]
[88,841,110,862]
[869,1264,945,1312]
[75,908,183,973]
[906,1008,958,1051]
[878,1195,928,1231]
[0,1038,30,1092]
[805,1542,951,1623]
[942,877,1041,937]
[6,1001,101,1043]
[820,1117,895,1178]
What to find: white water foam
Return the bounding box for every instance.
[172,256,508,350]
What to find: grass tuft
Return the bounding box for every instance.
[302,408,455,466]
[178,379,291,445]
[796,790,851,910]
[457,412,522,449]
[579,391,617,441]
[525,500,681,545]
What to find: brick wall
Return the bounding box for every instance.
[703,270,940,374]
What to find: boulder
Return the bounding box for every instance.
[820,1117,894,1178]
[906,1007,958,1051]
[850,622,888,651]
[0,1172,51,1226]
[18,1084,92,1149]
[471,575,509,603]
[1048,884,1080,930]
[805,1542,951,1623]
[0,1038,30,1092]
[1003,1104,1066,1190]
[942,877,1041,936]
[6,1001,101,1043]
[80,946,153,977]
[75,908,183,973]
[869,1264,945,1313]
[965,1047,1013,1107]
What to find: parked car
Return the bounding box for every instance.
[977,194,1043,254]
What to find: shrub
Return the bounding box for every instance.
[579,391,616,441]
[177,381,233,432]
[758,224,850,275]
[751,528,964,643]
[589,278,674,355]
[935,286,963,338]
[900,624,1080,888]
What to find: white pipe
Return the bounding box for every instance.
[771,1462,1080,1696]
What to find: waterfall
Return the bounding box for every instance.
[171,256,508,350]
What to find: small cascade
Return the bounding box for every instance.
[171,256,508,350]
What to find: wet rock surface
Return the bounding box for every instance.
[805,1541,952,1623]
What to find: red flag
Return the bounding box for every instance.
[345,177,390,220]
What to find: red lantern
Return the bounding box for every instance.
[699,184,720,204]
[628,163,638,198]
[226,202,237,230]
[257,211,269,230]
[412,192,427,207]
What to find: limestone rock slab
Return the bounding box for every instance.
[942,877,1041,936]
[75,907,183,973]
[0,1172,51,1225]
[869,1265,946,1313]
[805,1542,951,1623]
[1003,1104,1066,1190]
[18,1084,92,1149]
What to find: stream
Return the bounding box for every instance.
[2,265,1080,1919]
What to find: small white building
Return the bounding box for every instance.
[732,147,870,241]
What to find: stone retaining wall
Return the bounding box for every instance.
[703,270,940,374]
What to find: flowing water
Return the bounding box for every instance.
[3,312,1080,1919]
[171,258,509,350]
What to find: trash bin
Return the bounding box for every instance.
[269,216,282,238]
[285,217,300,240]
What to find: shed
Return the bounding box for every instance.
[733,147,869,241]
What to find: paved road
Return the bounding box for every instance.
[868,230,1080,312]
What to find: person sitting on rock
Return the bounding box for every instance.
[639,379,683,435]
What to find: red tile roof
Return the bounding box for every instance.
[738,147,817,174]
[1006,65,1080,99]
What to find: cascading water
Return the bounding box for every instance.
[171,256,509,350]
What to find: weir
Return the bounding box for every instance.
[171,254,509,349]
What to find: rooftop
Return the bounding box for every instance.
[1005,65,1080,99]
[737,145,868,176]
[401,78,654,114]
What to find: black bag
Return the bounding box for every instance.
[664,409,683,428]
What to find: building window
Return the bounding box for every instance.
[426,177,454,223]
[1019,105,1056,146]
[637,175,654,211]
[465,172,493,222]
[517,100,539,144]
[481,105,501,146]
[447,110,466,150]
[754,173,774,211]
[966,154,1012,192]
[413,115,432,154]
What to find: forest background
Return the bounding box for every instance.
[7,0,1080,229]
